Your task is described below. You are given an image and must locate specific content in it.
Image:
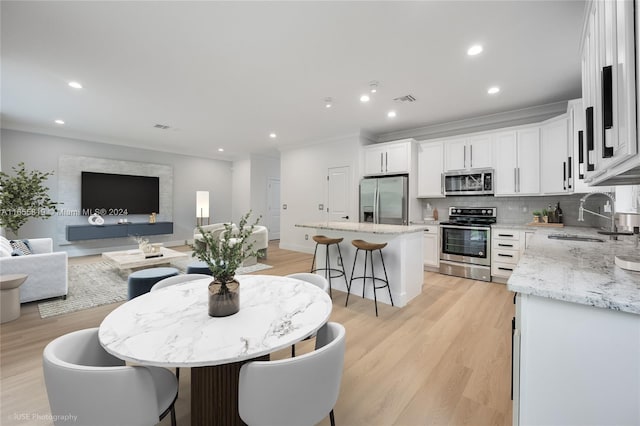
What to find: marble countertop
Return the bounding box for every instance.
[296,221,428,234]
[99,275,333,367]
[507,226,640,315]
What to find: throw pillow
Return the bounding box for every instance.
[10,239,32,256]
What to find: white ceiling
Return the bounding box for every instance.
[1,1,585,161]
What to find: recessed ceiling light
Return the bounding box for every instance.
[487,86,500,95]
[360,95,370,103]
[324,97,333,108]
[218,148,224,152]
[68,81,83,89]
[467,45,483,56]
[54,119,65,124]
[269,133,277,139]
[387,111,397,118]
[369,81,379,93]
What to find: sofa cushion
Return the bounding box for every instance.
[0,236,12,256]
[10,239,33,256]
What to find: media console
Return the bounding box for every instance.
[66,222,174,241]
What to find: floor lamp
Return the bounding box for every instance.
[196,191,210,227]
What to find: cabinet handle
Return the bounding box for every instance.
[380,152,384,172]
[464,145,467,168]
[585,107,595,171]
[578,130,585,179]
[601,65,614,158]
[385,152,388,172]
[563,161,567,190]
[513,168,517,193]
[470,145,473,168]
[568,156,572,189]
[517,168,521,193]
[498,243,514,247]
[498,253,514,258]
[441,173,445,195]
[498,267,514,271]
[498,233,514,237]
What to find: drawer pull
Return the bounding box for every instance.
[498,234,514,237]
[498,243,514,247]
[498,253,514,258]
[498,267,514,271]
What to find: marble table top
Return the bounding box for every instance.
[296,221,428,234]
[507,226,640,315]
[99,275,333,367]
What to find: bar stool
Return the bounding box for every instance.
[346,239,394,317]
[310,235,347,298]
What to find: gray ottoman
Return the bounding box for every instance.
[128,267,179,299]
[186,260,213,276]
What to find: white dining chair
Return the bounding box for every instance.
[286,273,330,357]
[150,273,211,291]
[238,322,346,426]
[42,328,177,426]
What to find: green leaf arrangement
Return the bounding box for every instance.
[0,162,59,236]
[191,212,261,285]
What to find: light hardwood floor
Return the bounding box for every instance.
[0,241,514,425]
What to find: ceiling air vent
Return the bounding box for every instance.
[153,124,171,130]
[393,95,417,102]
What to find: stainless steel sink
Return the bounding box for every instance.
[548,233,605,243]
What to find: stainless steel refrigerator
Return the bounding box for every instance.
[359,175,409,225]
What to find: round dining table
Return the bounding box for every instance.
[99,274,333,425]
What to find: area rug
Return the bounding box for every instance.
[37,259,272,319]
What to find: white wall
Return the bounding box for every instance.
[0,129,233,255]
[231,154,280,230]
[280,134,362,253]
[231,157,251,222]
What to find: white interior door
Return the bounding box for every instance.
[266,178,280,240]
[327,166,351,222]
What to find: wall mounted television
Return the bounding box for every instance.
[81,172,160,215]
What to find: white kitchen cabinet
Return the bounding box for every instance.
[417,141,444,197]
[494,128,540,196]
[514,293,640,425]
[444,135,493,171]
[491,228,522,281]
[422,225,439,269]
[363,139,413,176]
[540,115,570,194]
[581,0,638,185]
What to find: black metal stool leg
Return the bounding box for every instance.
[346,248,359,307]
[310,242,319,273]
[325,243,333,298]
[379,248,394,307]
[369,250,379,317]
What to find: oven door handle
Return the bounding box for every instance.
[440,224,491,232]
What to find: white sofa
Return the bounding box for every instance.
[0,236,68,303]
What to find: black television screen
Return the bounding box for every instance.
[81,172,160,215]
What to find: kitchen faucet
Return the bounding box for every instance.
[578,192,618,239]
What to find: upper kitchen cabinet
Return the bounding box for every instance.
[494,128,540,196]
[540,114,570,194]
[581,0,638,185]
[443,134,493,171]
[363,139,414,176]
[417,141,444,198]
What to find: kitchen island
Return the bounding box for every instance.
[508,227,640,426]
[296,222,427,307]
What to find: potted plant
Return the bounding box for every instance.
[191,212,260,317]
[542,208,549,223]
[0,162,59,237]
[532,211,542,223]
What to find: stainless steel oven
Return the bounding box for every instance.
[439,207,496,282]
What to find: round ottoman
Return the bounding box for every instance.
[186,260,213,276]
[128,267,179,299]
[0,274,28,323]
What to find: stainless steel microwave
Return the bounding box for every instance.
[443,168,494,196]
